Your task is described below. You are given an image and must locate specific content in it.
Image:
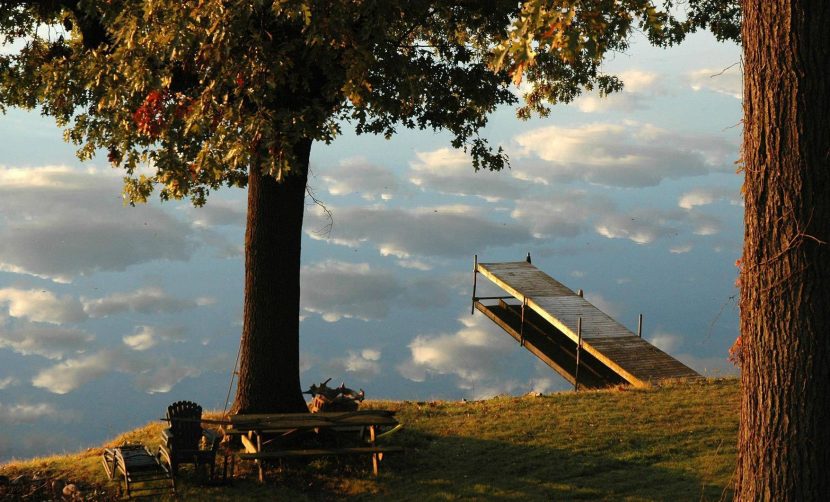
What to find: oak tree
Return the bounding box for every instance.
[735,1,830,499]
[1,1,688,414]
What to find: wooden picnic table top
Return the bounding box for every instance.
[224,410,399,432]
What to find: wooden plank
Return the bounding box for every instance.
[229,411,398,431]
[475,301,621,388]
[238,446,404,460]
[229,417,399,431]
[230,410,395,424]
[476,302,577,385]
[475,261,701,386]
[240,434,258,454]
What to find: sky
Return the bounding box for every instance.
[0,31,742,462]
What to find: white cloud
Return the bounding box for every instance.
[0,166,196,282]
[0,376,18,389]
[574,70,665,113]
[670,244,693,254]
[307,204,534,259]
[591,204,724,244]
[301,261,402,322]
[511,191,614,239]
[399,315,516,386]
[83,287,213,318]
[32,350,113,393]
[649,331,683,353]
[186,199,246,227]
[526,376,559,395]
[514,189,731,246]
[300,352,315,373]
[132,359,201,394]
[0,323,94,359]
[0,402,60,424]
[688,66,742,99]
[513,121,735,187]
[619,70,662,94]
[0,165,95,189]
[678,186,740,209]
[123,325,187,351]
[0,287,87,324]
[595,210,680,244]
[690,212,723,236]
[320,157,400,201]
[407,148,521,202]
[331,349,382,379]
[123,330,156,351]
[679,189,717,210]
[31,348,200,394]
[396,259,433,271]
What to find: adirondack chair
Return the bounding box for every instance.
[157,401,220,479]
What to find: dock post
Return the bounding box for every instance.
[574,317,582,392]
[471,255,478,314]
[637,314,643,338]
[520,297,527,347]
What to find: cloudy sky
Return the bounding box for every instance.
[0,32,742,461]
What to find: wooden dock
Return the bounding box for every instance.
[473,260,700,388]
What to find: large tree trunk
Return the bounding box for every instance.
[232,139,313,414]
[737,1,830,499]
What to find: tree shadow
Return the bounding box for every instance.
[378,430,732,501]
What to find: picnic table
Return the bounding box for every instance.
[223,410,403,482]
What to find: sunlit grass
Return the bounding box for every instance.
[1,378,738,500]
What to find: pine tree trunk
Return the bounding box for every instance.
[737,1,830,499]
[232,139,312,414]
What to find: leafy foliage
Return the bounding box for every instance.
[728,336,742,366]
[2,1,514,205]
[1,1,737,207]
[490,0,740,118]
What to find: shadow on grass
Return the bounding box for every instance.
[376,430,732,501]
[143,426,733,500]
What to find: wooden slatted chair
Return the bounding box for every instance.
[102,444,175,498]
[158,401,220,480]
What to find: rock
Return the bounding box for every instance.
[63,483,80,498]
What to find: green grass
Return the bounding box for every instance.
[0,378,738,501]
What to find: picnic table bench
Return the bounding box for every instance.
[223,410,403,482]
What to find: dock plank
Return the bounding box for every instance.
[476,261,700,387]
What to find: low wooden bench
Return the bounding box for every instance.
[101,444,175,498]
[224,410,403,482]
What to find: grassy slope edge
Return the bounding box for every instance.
[0,378,738,501]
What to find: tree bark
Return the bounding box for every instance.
[232,139,313,414]
[737,1,830,500]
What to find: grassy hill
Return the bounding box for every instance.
[0,378,738,501]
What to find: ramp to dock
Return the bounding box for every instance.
[473,260,699,388]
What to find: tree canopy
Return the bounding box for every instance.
[0,0,728,203]
[4,1,510,204]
